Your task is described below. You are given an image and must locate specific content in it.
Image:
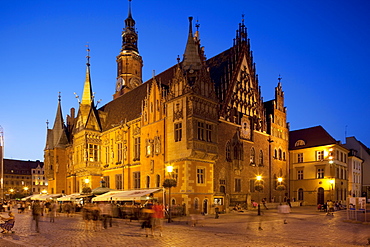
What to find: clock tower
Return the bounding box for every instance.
[114,0,143,99]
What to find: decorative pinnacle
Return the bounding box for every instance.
[85,44,90,66]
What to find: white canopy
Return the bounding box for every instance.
[57,193,87,201]
[92,189,161,202]
[30,194,62,201]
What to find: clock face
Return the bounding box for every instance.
[129,77,141,88]
[116,78,124,91]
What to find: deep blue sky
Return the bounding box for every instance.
[1,0,369,161]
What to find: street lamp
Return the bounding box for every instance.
[277,177,284,204]
[23,186,29,196]
[256,175,262,216]
[9,189,14,200]
[163,165,176,223]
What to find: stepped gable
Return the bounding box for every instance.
[99,82,148,131]
[289,125,338,150]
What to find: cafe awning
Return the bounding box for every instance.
[92,189,161,202]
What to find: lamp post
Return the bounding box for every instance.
[163,165,176,223]
[23,187,29,196]
[0,126,4,203]
[256,175,262,216]
[9,189,14,200]
[277,177,283,204]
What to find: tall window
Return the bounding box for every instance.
[197,168,205,184]
[117,142,123,162]
[297,170,304,180]
[250,180,255,193]
[174,122,182,142]
[297,153,303,163]
[197,122,205,141]
[146,176,150,188]
[298,188,304,200]
[278,149,282,160]
[89,144,99,162]
[134,137,140,161]
[205,124,212,142]
[105,146,109,164]
[115,174,123,190]
[258,150,263,166]
[316,151,324,161]
[250,148,255,165]
[226,141,231,161]
[103,176,110,188]
[156,174,161,188]
[317,168,324,179]
[235,178,241,192]
[133,172,140,189]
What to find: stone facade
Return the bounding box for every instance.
[44,3,289,214]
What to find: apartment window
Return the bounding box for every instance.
[297,170,304,180]
[174,122,182,142]
[133,172,141,189]
[197,168,205,184]
[317,168,324,179]
[235,178,241,192]
[115,174,123,190]
[197,122,205,141]
[220,179,226,185]
[88,144,99,162]
[297,153,303,163]
[316,151,324,161]
[134,137,141,161]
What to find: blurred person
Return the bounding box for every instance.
[82,203,93,231]
[151,202,164,237]
[32,200,42,233]
[0,211,15,233]
[49,201,57,223]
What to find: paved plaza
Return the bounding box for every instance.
[0,206,369,247]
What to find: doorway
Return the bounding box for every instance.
[203,199,208,214]
[317,187,324,205]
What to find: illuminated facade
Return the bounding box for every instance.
[289,126,349,205]
[44,2,289,214]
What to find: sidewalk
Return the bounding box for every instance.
[0,206,368,247]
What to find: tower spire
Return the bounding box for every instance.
[122,0,138,52]
[81,46,93,105]
[182,16,202,72]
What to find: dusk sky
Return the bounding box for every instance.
[1,0,369,161]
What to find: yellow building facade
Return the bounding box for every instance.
[44,3,289,214]
[289,126,349,205]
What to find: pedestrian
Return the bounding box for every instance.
[262,198,268,210]
[82,203,93,231]
[286,198,292,208]
[91,203,101,231]
[98,202,113,229]
[32,200,42,233]
[327,200,334,216]
[278,204,290,224]
[49,201,57,223]
[141,206,154,237]
[151,202,164,237]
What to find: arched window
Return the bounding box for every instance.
[274,149,277,159]
[259,150,263,166]
[226,141,231,162]
[279,149,282,160]
[220,186,226,194]
[146,176,150,188]
[250,148,255,165]
[298,188,304,201]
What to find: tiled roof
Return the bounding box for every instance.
[3,159,43,174]
[289,126,338,150]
